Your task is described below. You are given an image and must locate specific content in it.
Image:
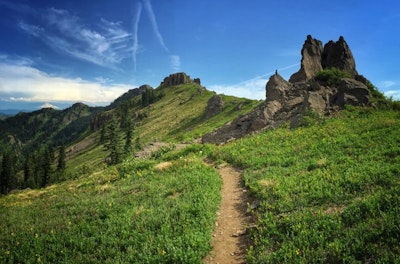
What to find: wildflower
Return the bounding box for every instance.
[296,248,301,255]
[35,233,39,238]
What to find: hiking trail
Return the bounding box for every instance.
[204,163,252,264]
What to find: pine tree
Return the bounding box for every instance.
[105,116,123,165]
[41,145,53,187]
[100,124,106,144]
[23,155,36,188]
[123,113,134,155]
[57,145,66,172]
[0,152,14,194]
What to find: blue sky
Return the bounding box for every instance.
[0,0,399,110]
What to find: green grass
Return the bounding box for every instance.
[211,107,400,263]
[62,83,258,181]
[0,153,221,263]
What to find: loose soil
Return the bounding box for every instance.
[204,163,252,264]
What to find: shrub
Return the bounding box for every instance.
[315,67,351,86]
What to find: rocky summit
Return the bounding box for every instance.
[160,72,201,88]
[202,35,371,144]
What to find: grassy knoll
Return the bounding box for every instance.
[0,154,221,263]
[211,107,400,263]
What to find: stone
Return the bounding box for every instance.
[333,78,371,107]
[289,35,323,83]
[266,72,291,100]
[322,36,358,77]
[204,94,224,119]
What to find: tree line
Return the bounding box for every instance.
[0,145,66,194]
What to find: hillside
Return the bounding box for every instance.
[1,107,399,263]
[1,35,399,262]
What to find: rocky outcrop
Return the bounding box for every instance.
[202,35,371,144]
[160,72,201,88]
[289,35,323,83]
[322,36,358,77]
[290,35,358,83]
[204,94,224,119]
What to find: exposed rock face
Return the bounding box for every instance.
[160,72,201,88]
[204,94,224,119]
[289,35,323,83]
[202,35,371,144]
[290,35,358,83]
[322,36,358,77]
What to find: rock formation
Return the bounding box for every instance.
[290,35,358,83]
[289,35,323,83]
[204,94,224,119]
[160,72,201,88]
[202,35,371,144]
[322,36,358,77]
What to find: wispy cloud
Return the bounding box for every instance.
[379,80,396,88]
[170,55,181,71]
[142,0,168,52]
[132,0,180,71]
[16,7,133,68]
[0,57,135,104]
[132,1,143,72]
[18,21,44,37]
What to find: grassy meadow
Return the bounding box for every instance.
[212,107,400,263]
[0,154,221,263]
[1,105,399,263]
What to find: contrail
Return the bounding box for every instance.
[141,0,169,52]
[132,1,142,72]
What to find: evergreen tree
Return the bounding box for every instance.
[41,145,53,187]
[105,116,123,165]
[123,113,134,154]
[0,152,14,194]
[23,155,36,188]
[57,145,66,172]
[141,88,156,107]
[100,124,106,144]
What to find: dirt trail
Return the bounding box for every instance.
[204,164,251,264]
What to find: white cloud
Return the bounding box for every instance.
[209,78,267,100]
[170,55,181,71]
[18,21,44,37]
[379,80,396,88]
[208,64,300,100]
[17,7,133,68]
[0,58,135,105]
[384,90,400,100]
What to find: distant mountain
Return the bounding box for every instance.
[0,103,104,151]
[0,109,29,117]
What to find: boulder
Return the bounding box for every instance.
[332,78,371,107]
[204,94,224,119]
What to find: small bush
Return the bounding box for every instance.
[315,67,351,86]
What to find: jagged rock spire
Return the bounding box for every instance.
[322,36,358,77]
[289,35,323,83]
[289,35,358,83]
